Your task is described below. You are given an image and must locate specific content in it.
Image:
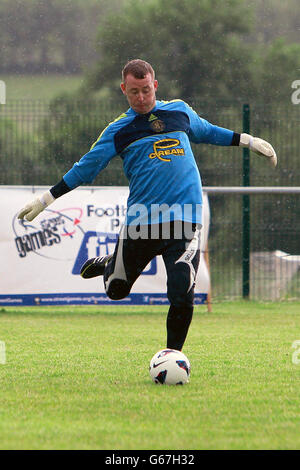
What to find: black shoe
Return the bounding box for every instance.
[80,254,113,279]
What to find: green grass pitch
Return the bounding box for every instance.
[1,74,84,101]
[0,301,300,450]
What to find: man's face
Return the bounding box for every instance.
[120,73,158,114]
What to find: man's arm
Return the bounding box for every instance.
[17,179,72,222]
[18,122,119,221]
[185,102,277,167]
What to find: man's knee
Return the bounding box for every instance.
[168,275,195,308]
[168,292,194,309]
[167,279,195,307]
[105,278,131,300]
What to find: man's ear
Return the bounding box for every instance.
[120,82,126,94]
[154,80,158,91]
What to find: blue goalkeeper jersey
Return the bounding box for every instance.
[63,99,235,225]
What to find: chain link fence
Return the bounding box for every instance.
[0,100,299,300]
[206,189,300,301]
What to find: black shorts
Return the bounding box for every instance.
[103,221,201,307]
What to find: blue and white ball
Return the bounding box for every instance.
[149,349,191,385]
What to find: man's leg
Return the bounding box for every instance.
[80,254,113,279]
[162,225,201,351]
[103,225,160,300]
[81,225,160,300]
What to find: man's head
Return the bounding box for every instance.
[121,59,158,114]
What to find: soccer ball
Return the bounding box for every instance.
[149,349,191,385]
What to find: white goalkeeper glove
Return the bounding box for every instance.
[17,190,55,221]
[240,133,277,168]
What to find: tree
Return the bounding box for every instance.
[257,39,300,106]
[38,93,127,185]
[85,0,255,104]
[0,0,126,74]
[245,0,300,45]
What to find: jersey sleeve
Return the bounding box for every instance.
[62,124,118,189]
[184,102,235,146]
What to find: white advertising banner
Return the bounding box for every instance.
[0,186,210,306]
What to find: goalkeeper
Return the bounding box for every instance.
[18,59,277,351]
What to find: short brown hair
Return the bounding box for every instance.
[122,59,155,82]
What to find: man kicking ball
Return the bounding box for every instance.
[18,59,277,351]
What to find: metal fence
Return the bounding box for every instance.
[0,100,299,300]
[205,188,300,301]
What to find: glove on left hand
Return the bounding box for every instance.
[240,133,277,168]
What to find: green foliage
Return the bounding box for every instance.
[38,93,127,185]
[246,0,300,45]
[84,0,300,109]
[257,39,300,105]
[0,0,125,74]
[87,0,255,104]
[0,116,40,185]
[1,0,298,79]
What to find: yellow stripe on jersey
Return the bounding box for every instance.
[161,99,183,104]
[90,113,128,150]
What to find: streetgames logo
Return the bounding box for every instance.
[148,138,185,162]
[13,207,85,260]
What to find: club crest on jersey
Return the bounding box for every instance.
[148,138,185,162]
[149,119,165,133]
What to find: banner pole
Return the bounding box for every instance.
[204,241,212,312]
[242,104,250,299]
